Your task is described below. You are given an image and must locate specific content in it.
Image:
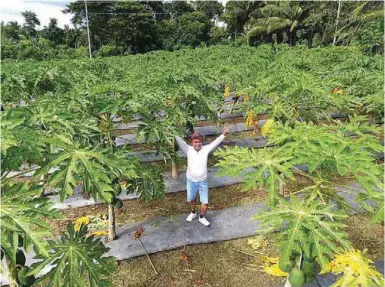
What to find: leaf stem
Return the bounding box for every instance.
[137,238,158,275]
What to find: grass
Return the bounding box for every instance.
[110,235,284,287]
[108,213,384,287]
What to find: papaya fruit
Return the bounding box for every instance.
[305,275,316,284]
[290,252,299,260]
[16,249,26,266]
[303,252,315,262]
[18,235,24,248]
[113,184,122,195]
[302,260,316,275]
[288,268,305,287]
[278,258,295,272]
[17,266,36,286]
[112,198,123,209]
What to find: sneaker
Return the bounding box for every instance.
[186,212,197,222]
[198,216,210,227]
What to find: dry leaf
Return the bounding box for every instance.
[181,249,191,267]
[247,235,267,250]
[133,227,144,240]
[89,230,108,237]
[211,204,224,210]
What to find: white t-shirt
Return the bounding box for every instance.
[175,134,225,182]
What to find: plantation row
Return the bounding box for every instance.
[2,45,384,122]
[2,45,384,287]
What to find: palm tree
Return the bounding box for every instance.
[221,1,263,40]
[246,1,309,46]
[334,1,384,45]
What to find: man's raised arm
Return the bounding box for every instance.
[206,123,230,153]
[175,135,189,154]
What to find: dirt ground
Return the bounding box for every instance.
[108,213,384,287]
[49,174,384,286]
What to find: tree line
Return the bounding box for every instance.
[1,1,383,61]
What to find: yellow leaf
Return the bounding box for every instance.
[261,119,275,137]
[89,230,108,237]
[327,249,384,287]
[247,235,266,250]
[74,216,90,231]
[245,109,255,129]
[262,256,288,277]
[224,86,230,98]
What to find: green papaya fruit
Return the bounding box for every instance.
[112,198,123,209]
[303,252,315,262]
[17,266,36,286]
[113,184,122,195]
[305,275,316,284]
[18,235,24,248]
[278,258,295,272]
[302,260,316,275]
[16,249,26,266]
[290,252,299,260]
[288,268,305,287]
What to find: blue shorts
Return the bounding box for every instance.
[186,179,209,204]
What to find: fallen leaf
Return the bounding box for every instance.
[168,276,175,287]
[180,249,191,267]
[89,230,108,237]
[211,204,224,210]
[134,227,144,240]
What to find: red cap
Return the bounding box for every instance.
[190,132,203,141]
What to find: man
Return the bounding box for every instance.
[175,124,230,227]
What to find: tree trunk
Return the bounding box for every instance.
[280,182,285,197]
[108,204,116,241]
[7,261,18,287]
[333,0,342,46]
[171,138,178,178]
[292,30,296,46]
[171,161,178,178]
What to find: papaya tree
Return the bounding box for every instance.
[215,117,383,286]
[0,182,62,287]
[29,223,116,287]
[0,104,116,286]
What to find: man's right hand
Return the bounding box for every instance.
[223,123,230,136]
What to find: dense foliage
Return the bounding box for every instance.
[1,1,383,60]
[3,44,383,122]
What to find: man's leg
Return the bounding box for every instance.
[189,199,197,213]
[186,179,198,222]
[200,203,208,217]
[198,180,210,226]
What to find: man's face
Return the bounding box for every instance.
[191,138,203,151]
